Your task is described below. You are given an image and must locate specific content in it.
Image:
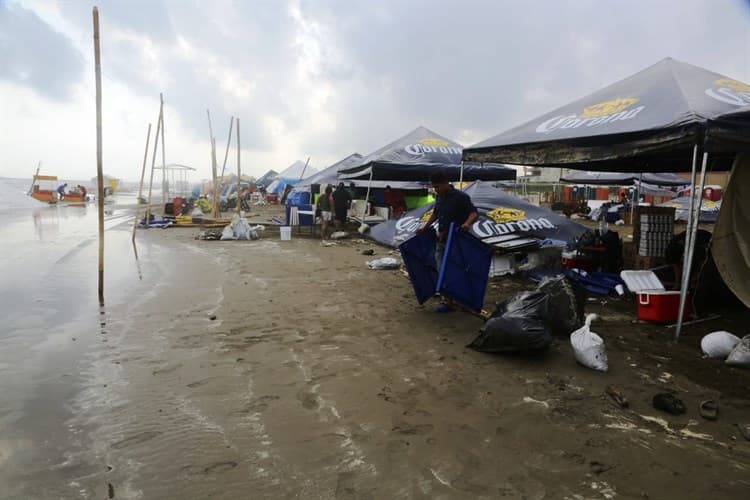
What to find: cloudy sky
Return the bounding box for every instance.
[1,0,749,182]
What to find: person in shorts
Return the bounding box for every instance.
[317,184,335,240]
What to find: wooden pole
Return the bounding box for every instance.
[299,156,310,182]
[132,122,152,243]
[236,118,241,216]
[160,93,167,204]
[93,7,105,304]
[28,162,41,196]
[207,110,220,217]
[146,104,163,227]
[220,116,235,181]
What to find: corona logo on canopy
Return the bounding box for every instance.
[404,138,462,157]
[536,97,644,134]
[420,209,434,222]
[486,207,526,223]
[705,78,750,107]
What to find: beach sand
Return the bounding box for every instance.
[4,205,749,499]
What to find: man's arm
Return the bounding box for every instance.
[460,210,478,232]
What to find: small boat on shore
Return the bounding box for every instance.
[28,174,92,204]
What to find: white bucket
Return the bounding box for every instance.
[280,226,292,241]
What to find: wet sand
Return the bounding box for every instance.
[3,204,750,499]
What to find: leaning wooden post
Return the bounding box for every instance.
[236,118,241,216]
[160,93,167,204]
[220,116,235,181]
[93,6,105,304]
[146,104,163,227]
[132,122,152,243]
[211,138,220,218]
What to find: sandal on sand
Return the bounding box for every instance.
[605,385,629,408]
[652,393,686,415]
[699,400,718,420]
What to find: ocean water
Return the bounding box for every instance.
[0,177,158,496]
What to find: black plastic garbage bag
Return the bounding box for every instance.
[468,292,553,353]
[536,276,586,336]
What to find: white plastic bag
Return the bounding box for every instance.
[701,331,740,359]
[570,314,608,372]
[367,257,400,270]
[220,225,236,240]
[725,335,750,367]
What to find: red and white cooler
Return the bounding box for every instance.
[620,270,690,323]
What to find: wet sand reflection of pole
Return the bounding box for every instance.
[93,6,104,305]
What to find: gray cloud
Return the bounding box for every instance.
[5,0,750,173]
[0,2,85,100]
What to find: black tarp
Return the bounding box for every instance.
[560,171,688,186]
[369,181,587,248]
[338,126,517,182]
[463,58,750,171]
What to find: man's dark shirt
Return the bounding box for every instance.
[434,186,476,233]
[332,187,352,211]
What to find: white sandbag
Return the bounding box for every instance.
[570,314,608,372]
[331,231,349,240]
[191,207,203,216]
[367,257,400,270]
[725,335,750,367]
[220,225,236,240]
[234,217,252,240]
[701,331,740,359]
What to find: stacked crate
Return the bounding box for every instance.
[634,206,675,258]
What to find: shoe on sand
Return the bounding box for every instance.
[652,393,686,415]
[699,400,718,420]
[434,303,453,313]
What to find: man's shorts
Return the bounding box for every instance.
[320,211,332,221]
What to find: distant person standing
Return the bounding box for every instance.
[332,182,352,228]
[317,185,335,240]
[348,182,358,200]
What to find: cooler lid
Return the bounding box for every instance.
[620,270,665,292]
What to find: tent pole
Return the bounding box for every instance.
[676,145,704,339]
[145,103,163,229]
[219,116,235,182]
[160,93,167,205]
[459,161,464,187]
[236,118,241,217]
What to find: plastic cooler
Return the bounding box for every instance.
[620,270,689,322]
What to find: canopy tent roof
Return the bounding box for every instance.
[279,160,318,180]
[463,58,750,172]
[338,126,516,182]
[369,181,586,248]
[295,154,363,189]
[560,171,688,186]
[256,170,279,187]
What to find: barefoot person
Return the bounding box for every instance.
[317,185,335,240]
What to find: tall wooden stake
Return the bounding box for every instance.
[132,123,152,243]
[93,7,105,304]
[146,104,163,227]
[28,162,41,196]
[236,118,241,216]
[160,93,167,203]
[207,110,220,218]
[220,116,235,181]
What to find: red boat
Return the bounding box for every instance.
[29,174,91,204]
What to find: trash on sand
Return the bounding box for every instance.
[220,215,260,240]
[321,241,337,247]
[652,392,686,415]
[362,249,375,256]
[700,331,740,359]
[725,335,750,367]
[614,219,625,226]
[468,292,552,353]
[605,385,629,408]
[367,257,400,270]
[331,231,349,240]
[536,276,585,336]
[699,400,718,420]
[570,314,608,372]
[737,423,750,441]
[199,229,223,240]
